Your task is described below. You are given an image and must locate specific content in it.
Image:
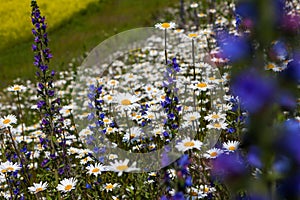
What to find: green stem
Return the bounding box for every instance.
[192,39,196,80]
[165,29,168,65]
[16,91,25,141]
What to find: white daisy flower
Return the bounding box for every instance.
[152,126,165,138]
[204,112,226,122]
[206,75,221,84]
[189,81,214,91]
[190,2,199,8]
[67,147,80,155]
[79,128,93,138]
[175,137,203,152]
[206,121,228,130]
[103,94,114,103]
[59,105,73,117]
[80,156,93,165]
[86,163,106,176]
[123,127,143,141]
[187,186,207,199]
[102,117,112,125]
[223,140,240,152]
[105,126,118,135]
[108,79,119,87]
[7,84,27,92]
[200,184,216,194]
[112,196,121,200]
[174,29,184,34]
[0,114,17,128]
[28,181,48,194]
[107,154,118,160]
[106,159,140,176]
[0,161,21,173]
[203,148,223,159]
[114,93,140,111]
[183,112,201,122]
[56,177,77,193]
[197,13,207,18]
[103,183,120,192]
[155,22,176,30]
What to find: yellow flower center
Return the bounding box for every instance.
[35,187,43,193]
[210,152,217,157]
[3,119,11,124]
[65,109,71,114]
[106,184,114,190]
[13,86,21,91]
[229,146,236,151]
[121,99,131,106]
[161,23,171,29]
[107,95,113,101]
[103,118,110,123]
[7,167,14,171]
[204,187,209,193]
[1,169,7,173]
[116,165,128,171]
[214,123,221,128]
[189,116,196,121]
[148,114,154,119]
[92,168,100,173]
[188,33,198,38]
[110,80,117,85]
[197,83,207,88]
[107,127,113,132]
[190,191,198,196]
[64,184,72,191]
[184,141,195,147]
[212,114,219,119]
[266,64,275,69]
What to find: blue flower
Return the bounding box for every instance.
[172,192,185,200]
[231,69,276,113]
[86,183,92,189]
[247,146,263,169]
[212,152,247,182]
[217,32,251,62]
[284,52,300,83]
[269,40,288,61]
[277,119,300,164]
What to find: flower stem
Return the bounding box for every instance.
[165,29,168,65]
[192,39,196,81]
[16,91,25,141]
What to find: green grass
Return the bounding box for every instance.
[0,0,178,88]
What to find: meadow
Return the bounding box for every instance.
[0,0,299,199]
[0,0,177,88]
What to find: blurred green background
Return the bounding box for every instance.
[0,0,177,88]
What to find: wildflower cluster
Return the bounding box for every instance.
[0,0,299,199]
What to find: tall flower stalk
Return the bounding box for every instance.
[155,22,176,64]
[31,0,64,196]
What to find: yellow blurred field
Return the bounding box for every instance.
[0,0,97,49]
